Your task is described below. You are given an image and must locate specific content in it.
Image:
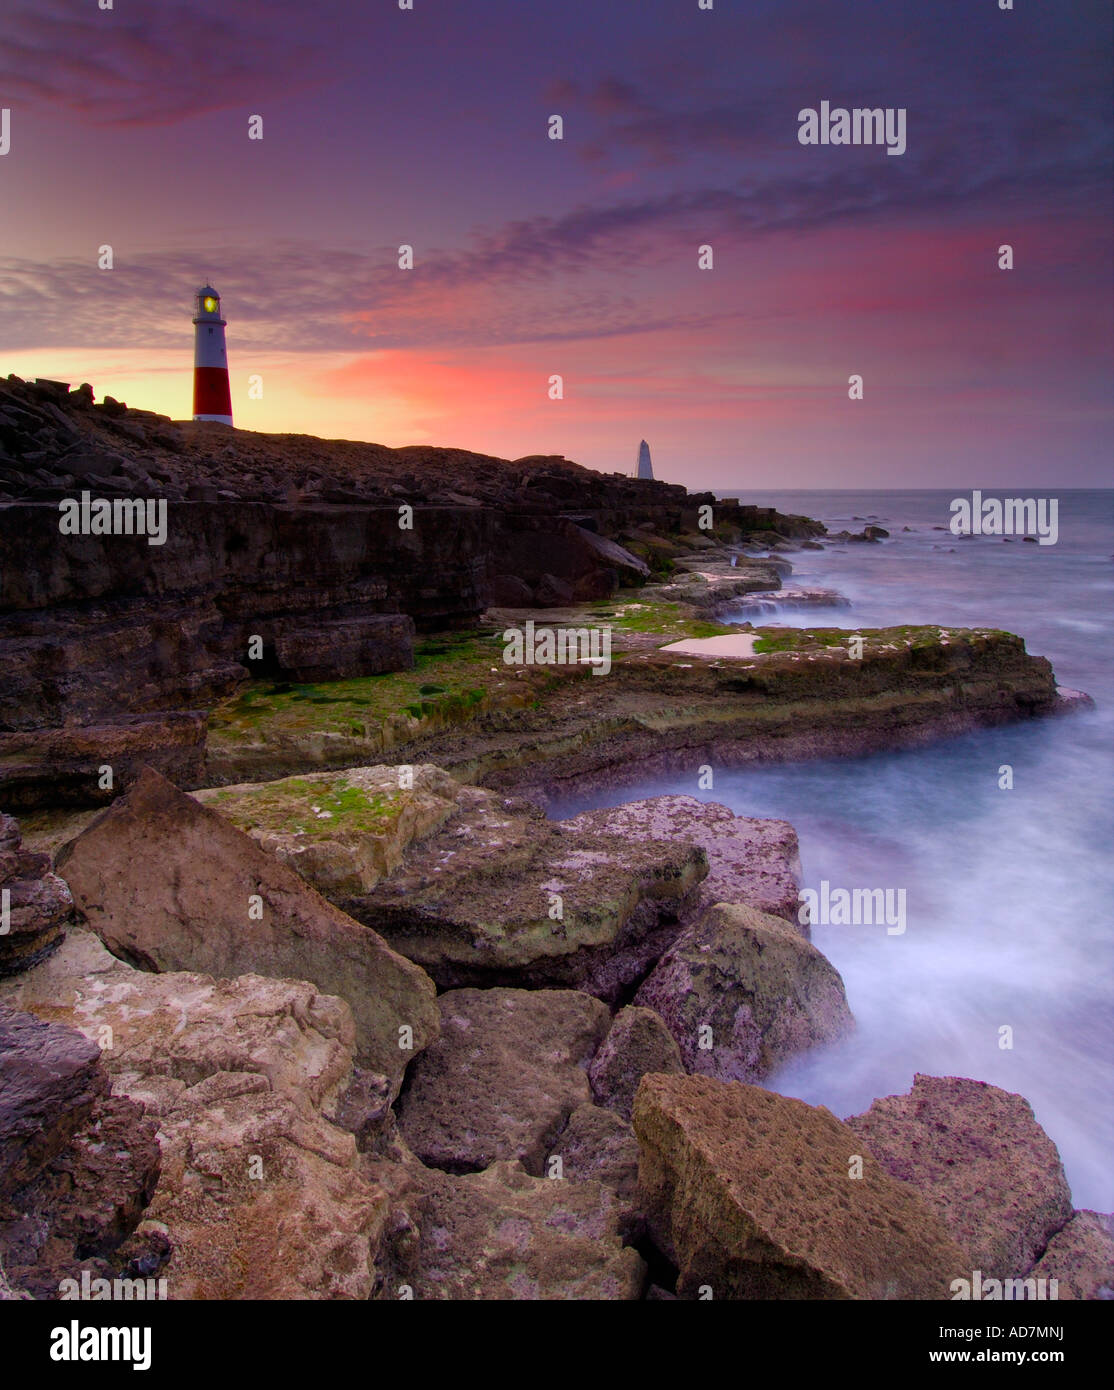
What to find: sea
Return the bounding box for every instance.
[550,489,1114,1212]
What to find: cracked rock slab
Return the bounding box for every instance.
[396,987,610,1175]
[1,929,390,1300]
[202,766,708,1001]
[409,1159,645,1300]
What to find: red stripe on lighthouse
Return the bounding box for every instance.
[193,367,232,419]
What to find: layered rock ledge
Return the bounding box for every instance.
[0,376,820,809]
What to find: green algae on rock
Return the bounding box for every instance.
[201,616,1069,796]
[54,767,439,1087]
[199,763,708,998]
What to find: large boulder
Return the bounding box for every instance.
[406,1159,645,1299]
[2,928,359,1118]
[54,766,439,1087]
[1,928,391,1300]
[632,1073,971,1299]
[588,1004,684,1121]
[563,796,805,929]
[147,1076,387,1300]
[634,903,853,1083]
[845,1075,1074,1279]
[397,987,610,1175]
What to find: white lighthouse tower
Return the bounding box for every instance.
[192,285,233,426]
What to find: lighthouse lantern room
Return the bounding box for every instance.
[192,284,233,426]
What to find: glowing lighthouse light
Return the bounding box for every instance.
[192,284,233,426]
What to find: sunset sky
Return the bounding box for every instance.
[0,0,1110,489]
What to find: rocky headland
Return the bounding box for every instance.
[1,376,1106,1301]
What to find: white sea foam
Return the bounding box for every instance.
[553,490,1114,1210]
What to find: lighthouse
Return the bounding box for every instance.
[192,285,233,425]
[636,439,654,480]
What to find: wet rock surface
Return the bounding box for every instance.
[635,903,854,1083]
[845,1074,1074,1279]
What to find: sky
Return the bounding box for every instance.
[0,0,1110,489]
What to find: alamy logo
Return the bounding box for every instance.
[58,492,167,547]
[949,491,1058,545]
[502,620,611,676]
[951,1270,1059,1301]
[58,1270,167,1301]
[49,1321,152,1370]
[798,102,906,156]
[798,880,907,935]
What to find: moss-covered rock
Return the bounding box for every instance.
[201,616,1068,798]
[195,764,460,896]
[634,903,853,1083]
[203,764,708,997]
[54,767,439,1088]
